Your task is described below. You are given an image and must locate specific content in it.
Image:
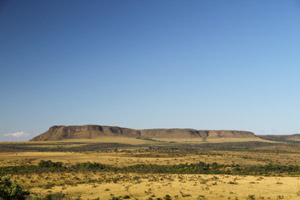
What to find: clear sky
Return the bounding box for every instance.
[1,0,300,141]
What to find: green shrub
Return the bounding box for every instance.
[0,175,29,200]
[164,195,172,200]
[44,192,65,200]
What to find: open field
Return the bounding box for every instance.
[157,137,276,143]
[1,137,300,199]
[1,147,300,168]
[10,172,300,200]
[0,136,276,147]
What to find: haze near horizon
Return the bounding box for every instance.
[1,0,300,141]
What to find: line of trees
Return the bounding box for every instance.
[1,160,299,176]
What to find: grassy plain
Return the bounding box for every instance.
[0,136,300,199]
[12,172,300,200]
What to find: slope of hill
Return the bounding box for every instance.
[258,134,300,142]
[287,134,300,141]
[30,125,256,141]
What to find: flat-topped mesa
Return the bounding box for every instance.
[30,125,141,141]
[30,125,256,141]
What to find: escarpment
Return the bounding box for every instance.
[30,125,256,141]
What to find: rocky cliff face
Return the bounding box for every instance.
[30,125,256,141]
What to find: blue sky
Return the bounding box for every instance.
[1,0,300,141]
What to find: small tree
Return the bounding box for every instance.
[0,175,30,200]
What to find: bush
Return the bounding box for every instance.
[38,160,63,169]
[164,195,172,200]
[44,192,65,200]
[247,195,255,200]
[0,175,30,200]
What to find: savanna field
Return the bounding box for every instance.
[1,136,300,200]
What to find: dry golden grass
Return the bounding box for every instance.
[1,139,300,199]
[157,137,277,143]
[1,146,300,168]
[12,172,300,200]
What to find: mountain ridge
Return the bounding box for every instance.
[30,125,256,141]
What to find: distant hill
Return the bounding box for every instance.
[30,125,256,141]
[287,134,300,141]
[259,134,300,142]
